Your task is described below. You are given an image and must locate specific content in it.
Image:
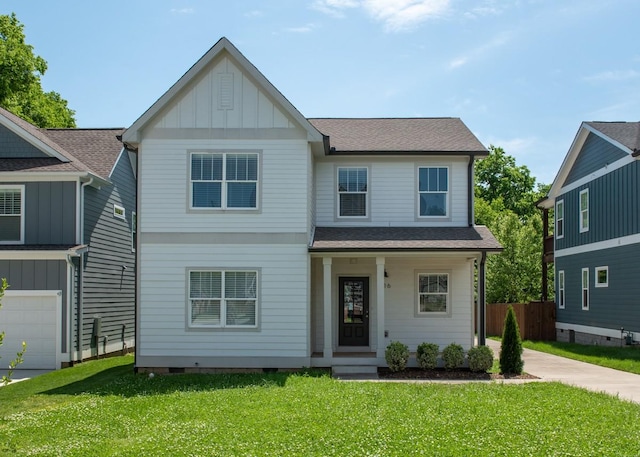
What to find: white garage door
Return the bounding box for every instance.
[0,291,61,370]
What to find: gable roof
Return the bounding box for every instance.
[538,121,640,209]
[308,118,487,155]
[122,37,324,146]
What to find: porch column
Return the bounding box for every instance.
[376,256,385,358]
[323,257,333,358]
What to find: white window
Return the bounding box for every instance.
[417,273,449,313]
[131,212,137,253]
[337,167,368,217]
[189,270,257,328]
[558,270,565,309]
[418,167,448,217]
[0,185,24,244]
[190,152,258,209]
[579,189,589,233]
[595,266,608,288]
[581,268,589,310]
[556,199,564,239]
[114,204,125,220]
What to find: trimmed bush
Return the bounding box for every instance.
[385,341,410,372]
[416,342,439,370]
[442,343,464,370]
[500,305,524,374]
[468,345,494,372]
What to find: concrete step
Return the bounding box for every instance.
[332,365,379,379]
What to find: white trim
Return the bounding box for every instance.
[131,211,137,253]
[336,166,369,219]
[114,204,126,220]
[0,184,25,244]
[109,148,126,178]
[595,266,608,288]
[579,189,589,233]
[560,154,635,196]
[75,180,81,244]
[555,232,640,257]
[558,270,565,309]
[417,166,449,219]
[415,271,451,316]
[555,199,564,239]
[581,267,589,310]
[0,249,85,260]
[0,172,109,187]
[556,321,633,340]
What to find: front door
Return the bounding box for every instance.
[338,277,369,346]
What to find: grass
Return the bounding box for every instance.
[1,356,640,456]
[521,340,640,375]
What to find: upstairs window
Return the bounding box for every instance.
[337,167,368,218]
[418,167,448,217]
[555,199,564,239]
[191,152,258,209]
[189,270,258,328]
[0,186,24,244]
[579,189,589,233]
[582,268,589,310]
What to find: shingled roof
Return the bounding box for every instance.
[308,118,487,155]
[585,121,640,153]
[310,226,501,251]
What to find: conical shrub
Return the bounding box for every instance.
[499,305,524,374]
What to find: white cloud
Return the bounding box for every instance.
[285,24,318,33]
[312,0,451,32]
[245,10,263,18]
[170,8,194,14]
[583,70,640,83]
[447,31,512,69]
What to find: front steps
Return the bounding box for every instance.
[331,364,379,380]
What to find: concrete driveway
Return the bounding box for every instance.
[486,339,640,404]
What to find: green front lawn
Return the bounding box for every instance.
[522,340,640,375]
[1,356,639,456]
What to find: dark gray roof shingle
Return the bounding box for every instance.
[310,226,502,251]
[308,118,487,154]
[586,121,640,153]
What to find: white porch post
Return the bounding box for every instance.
[376,256,385,358]
[323,257,333,358]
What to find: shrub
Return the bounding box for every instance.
[500,305,524,374]
[416,342,439,369]
[385,341,409,372]
[468,345,494,372]
[442,343,464,370]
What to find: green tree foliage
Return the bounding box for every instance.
[499,305,524,374]
[0,13,75,127]
[0,278,27,385]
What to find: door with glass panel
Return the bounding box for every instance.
[338,277,369,346]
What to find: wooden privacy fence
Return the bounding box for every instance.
[485,302,556,341]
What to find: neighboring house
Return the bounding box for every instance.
[122,37,501,373]
[538,121,640,346]
[0,107,136,369]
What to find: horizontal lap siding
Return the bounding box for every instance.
[314,157,468,226]
[139,243,309,358]
[556,243,640,331]
[563,132,628,186]
[140,139,309,232]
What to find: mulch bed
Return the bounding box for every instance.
[378,368,538,380]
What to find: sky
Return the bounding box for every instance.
[5,0,640,185]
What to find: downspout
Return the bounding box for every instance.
[64,254,76,362]
[77,177,94,362]
[478,251,487,346]
[467,155,475,227]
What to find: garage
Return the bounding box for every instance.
[0,290,62,370]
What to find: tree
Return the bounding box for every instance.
[499,305,524,374]
[0,278,26,385]
[0,13,75,127]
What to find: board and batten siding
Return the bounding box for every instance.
[82,151,136,354]
[138,243,309,363]
[556,160,640,250]
[314,157,469,227]
[556,243,640,332]
[563,132,628,186]
[22,181,76,245]
[139,138,310,233]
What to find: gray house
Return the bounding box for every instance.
[0,107,136,369]
[538,121,640,346]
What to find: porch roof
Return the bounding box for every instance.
[309,226,502,252]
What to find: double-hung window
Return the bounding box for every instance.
[418,167,448,217]
[189,270,258,328]
[558,270,565,309]
[191,152,258,209]
[579,189,589,233]
[581,268,589,310]
[337,167,368,217]
[555,199,564,239]
[417,273,449,314]
[0,185,24,244]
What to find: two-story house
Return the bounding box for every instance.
[0,107,136,369]
[123,38,501,373]
[538,121,640,346]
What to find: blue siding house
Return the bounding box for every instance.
[0,107,136,369]
[538,121,640,346]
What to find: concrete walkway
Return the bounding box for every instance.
[0,369,51,386]
[486,339,640,404]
